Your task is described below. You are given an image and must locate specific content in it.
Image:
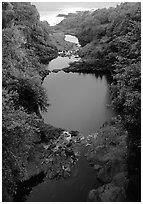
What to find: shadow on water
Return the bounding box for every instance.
[13,172,45,202]
[75,70,113,84]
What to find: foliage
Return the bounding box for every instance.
[111,62,141,130]
[56,3,141,200]
[2,2,57,201]
[2,2,15,28]
[11,2,40,25]
[8,77,49,113]
[2,89,42,200]
[56,2,141,130]
[56,3,141,71]
[2,2,141,201]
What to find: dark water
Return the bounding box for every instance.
[26,35,113,202]
[27,146,100,202]
[42,71,112,134]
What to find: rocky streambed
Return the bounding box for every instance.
[13,117,128,202]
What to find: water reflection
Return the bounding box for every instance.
[65,34,80,45]
[42,71,113,134]
[47,56,80,70]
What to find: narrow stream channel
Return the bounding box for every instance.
[26,34,114,202]
[27,146,100,202]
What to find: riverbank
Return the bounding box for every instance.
[13,117,128,202]
[85,119,128,201]
[13,121,83,201]
[62,60,110,73]
[47,61,110,75]
[50,32,79,52]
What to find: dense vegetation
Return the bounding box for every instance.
[55,2,141,201]
[2,2,59,201]
[55,3,140,70]
[2,2,141,202]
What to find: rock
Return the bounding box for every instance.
[41,70,51,80]
[98,183,126,202]
[66,142,72,147]
[43,144,50,149]
[76,138,81,143]
[52,69,61,73]
[65,148,74,156]
[63,171,70,178]
[89,162,94,166]
[87,189,99,201]
[85,143,91,147]
[56,170,62,178]
[48,171,55,179]
[50,143,56,148]
[62,131,71,137]
[87,152,95,163]
[93,164,102,171]
[65,136,72,143]
[64,165,71,173]
[88,183,126,202]
[74,151,80,157]
[45,157,54,163]
[112,172,128,188]
[69,130,79,137]
[61,151,66,158]
[97,166,112,183]
[97,158,123,183]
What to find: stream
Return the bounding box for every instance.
[26,35,114,202]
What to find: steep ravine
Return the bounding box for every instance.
[14,34,128,202]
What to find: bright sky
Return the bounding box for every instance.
[32,2,121,26]
[39,7,91,25]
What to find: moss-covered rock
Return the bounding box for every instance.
[85,120,128,201]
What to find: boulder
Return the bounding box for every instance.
[66,142,72,147]
[69,130,79,137]
[88,183,126,202]
[65,148,74,156]
[93,164,102,171]
[87,152,96,165]
[48,171,55,179]
[98,183,126,202]
[63,164,71,173]
[52,69,61,73]
[87,189,99,201]
[63,171,70,178]
[55,170,62,178]
[97,158,123,183]
[112,172,128,188]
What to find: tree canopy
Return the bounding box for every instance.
[2,2,58,201]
